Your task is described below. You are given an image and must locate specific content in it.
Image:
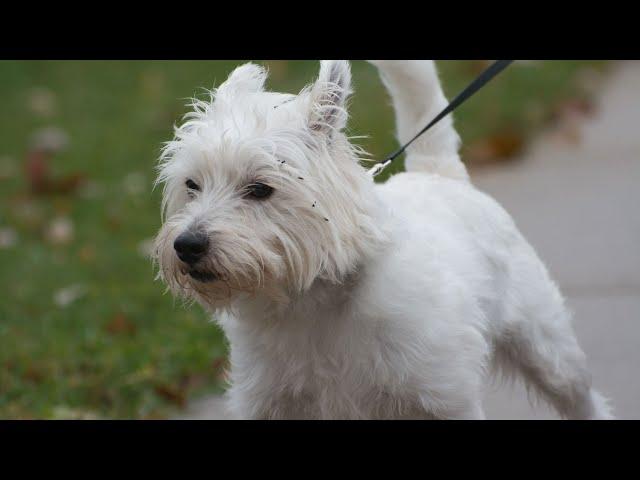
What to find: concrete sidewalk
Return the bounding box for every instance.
[478,61,640,419]
[175,61,640,420]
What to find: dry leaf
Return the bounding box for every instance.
[106,208,122,231]
[0,156,17,180]
[178,373,207,393]
[0,227,17,249]
[467,60,493,75]
[212,357,230,383]
[10,198,44,231]
[25,148,85,195]
[50,406,100,420]
[25,127,85,195]
[154,384,186,407]
[25,149,50,193]
[46,216,74,245]
[27,87,57,117]
[29,127,69,153]
[78,245,96,263]
[24,365,45,383]
[548,98,595,146]
[141,412,165,420]
[49,173,85,195]
[576,67,605,96]
[464,130,525,165]
[105,313,137,336]
[553,98,595,120]
[53,284,87,307]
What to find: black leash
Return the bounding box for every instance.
[368,60,514,177]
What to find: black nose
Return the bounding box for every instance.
[174,231,209,265]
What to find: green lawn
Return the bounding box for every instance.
[0,60,605,418]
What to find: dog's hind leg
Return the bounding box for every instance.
[368,60,468,181]
[494,279,614,419]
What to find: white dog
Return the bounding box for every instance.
[154,60,613,419]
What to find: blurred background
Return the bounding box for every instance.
[1,60,637,419]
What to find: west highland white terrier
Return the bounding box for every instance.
[154,60,613,419]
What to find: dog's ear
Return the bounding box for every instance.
[308,60,352,136]
[217,63,267,97]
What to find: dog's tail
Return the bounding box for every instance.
[369,60,468,181]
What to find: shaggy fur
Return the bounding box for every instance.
[154,60,614,419]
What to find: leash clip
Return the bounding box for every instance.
[368,159,392,177]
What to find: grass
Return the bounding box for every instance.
[0,60,605,418]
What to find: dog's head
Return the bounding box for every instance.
[154,61,384,310]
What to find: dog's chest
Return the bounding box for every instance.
[226,288,426,419]
[242,327,422,418]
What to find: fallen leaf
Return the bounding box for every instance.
[548,98,595,146]
[53,284,87,307]
[212,356,227,372]
[178,373,207,393]
[0,156,17,180]
[27,87,57,118]
[45,216,74,245]
[10,198,44,231]
[29,127,69,153]
[50,406,100,420]
[78,245,96,263]
[50,173,86,195]
[24,365,45,383]
[576,67,605,96]
[106,210,122,231]
[212,356,230,383]
[553,98,595,120]
[121,365,156,386]
[154,384,186,408]
[0,227,17,249]
[104,313,137,336]
[25,135,85,195]
[466,60,493,75]
[25,149,50,193]
[141,412,165,420]
[464,130,525,165]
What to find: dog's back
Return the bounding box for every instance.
[369,60,614,419]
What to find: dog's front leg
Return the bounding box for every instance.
[443,404,486,420]
[420,397,487,420]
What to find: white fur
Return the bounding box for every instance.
[154,60,614,419]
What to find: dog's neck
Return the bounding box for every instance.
[240,246,380,322]
[215,269,365,349]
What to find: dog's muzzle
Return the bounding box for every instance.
[173,231,218,283]
[174,230,209,265]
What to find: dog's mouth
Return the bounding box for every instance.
[187,269,217,283]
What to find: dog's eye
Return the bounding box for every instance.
[245,182,274,199]
[186,179,201,192]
